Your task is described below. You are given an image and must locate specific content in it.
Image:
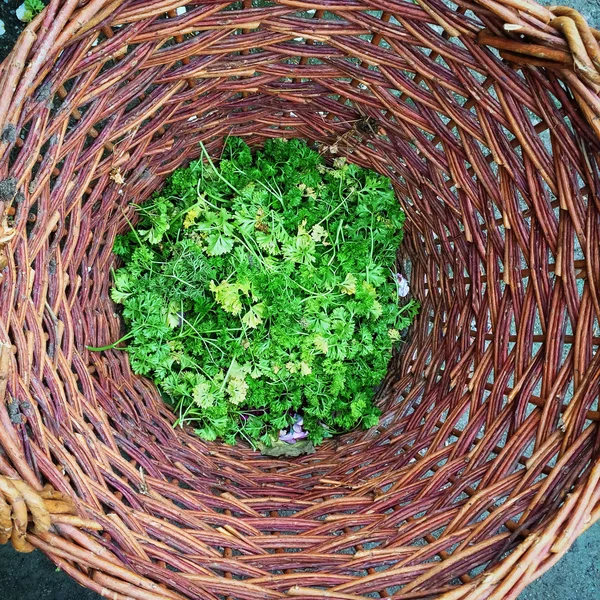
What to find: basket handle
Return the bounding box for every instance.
[473,1,600,136]
[0,344,102,552]
[0,476,101,553]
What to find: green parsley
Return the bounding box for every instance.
[22,0,46,22]
[103,138,418,447]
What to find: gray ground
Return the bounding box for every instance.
[0,2,24,61]
[520,524,600,600]
[0,0,599,599]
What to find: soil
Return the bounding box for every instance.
[0,544,100,599]
[0,1,25,62]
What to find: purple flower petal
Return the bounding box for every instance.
[395,273,410,297]
[279,414,309,444]
[279,429,297,444]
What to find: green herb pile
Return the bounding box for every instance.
[108,138,418,447]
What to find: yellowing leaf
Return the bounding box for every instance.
[298,219,308,236]
[183,207,200,229]
[209,280,248,315]
[340,273,357,295]
[229,359,251,380]
[370,300,383,320]
[242,302,265,329]
[388,328,401,342]
[227,376,249,405]
[314,335,329,355]
[310,224,328,243]
[361,280,377,298]
[193,380,215,408]
[300,361,312,376]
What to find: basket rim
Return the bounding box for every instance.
[0,1,599,599]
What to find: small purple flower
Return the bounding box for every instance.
[279,430,297,443]
[279,415,308,444]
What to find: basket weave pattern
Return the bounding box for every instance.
[1,1,600,599]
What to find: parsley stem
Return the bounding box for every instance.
[86,329,138,351]
[121,207,143,247]
[315,197,348,227]
[219,330,247,393]
[256,180,285,211]
[326,219,344,266]
[199,142,242,196]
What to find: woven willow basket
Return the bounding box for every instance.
[1,0,600,598]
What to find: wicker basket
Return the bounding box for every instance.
[1,0,600,598]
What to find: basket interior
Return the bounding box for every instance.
[1,2,600,597]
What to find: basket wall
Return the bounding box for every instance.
[0,1,600,599]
